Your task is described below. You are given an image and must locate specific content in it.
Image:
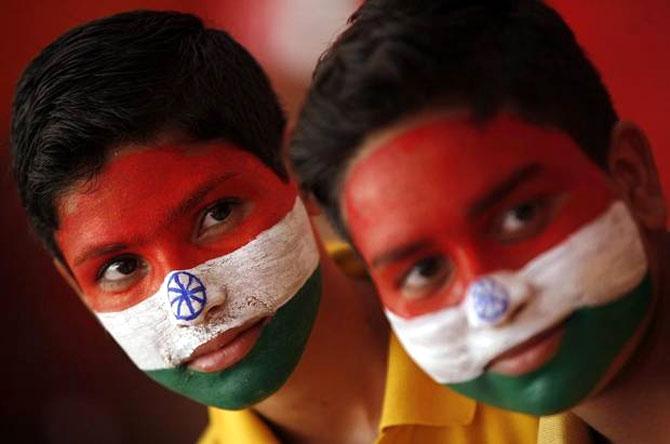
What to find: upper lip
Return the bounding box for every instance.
[184,317,267,363]
[488,319,567,365]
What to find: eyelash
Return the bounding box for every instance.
[491,194,558,242]
[390,255,452,302]
[196,197,245,239]
[96,254,133,282]
[395,254,447,287]
[95,255,148,295]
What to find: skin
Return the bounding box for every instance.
[55,141,388,444]
[341,110,669,441]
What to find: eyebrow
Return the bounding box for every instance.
[73,243,130,267]
[371,240,432,269]
[165,172,238,224]
[72,172,238,267]
[367,164,542,270]
[468,163,543,217]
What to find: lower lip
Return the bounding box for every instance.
[187,320,266,373]
[488,323,566,376]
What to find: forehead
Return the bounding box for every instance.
[342,112,607,240]
[56,143,287,252]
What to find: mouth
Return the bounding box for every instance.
[185,317,268,373]
[487,321,566,376]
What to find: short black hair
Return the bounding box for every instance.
[11,10,286,258]
[290,0,618,236]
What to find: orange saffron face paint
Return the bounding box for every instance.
[343,113,613,318]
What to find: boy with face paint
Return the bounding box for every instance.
[292,0,670,442]
[10,11,393,444]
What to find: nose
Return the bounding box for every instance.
[463,274,533,328]
[165,270,225,326]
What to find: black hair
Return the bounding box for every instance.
[290,0,618,236]
[11,10,287,258]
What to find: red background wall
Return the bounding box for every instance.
[552,0,670,207]
[0,1,668,442]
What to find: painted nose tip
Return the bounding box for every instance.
[166,270,208,326]
[464,277,512,328]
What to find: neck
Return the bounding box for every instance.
[573,233,670,443]
[253,247,389,444]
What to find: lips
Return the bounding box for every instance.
[185,317,268,372]
[488,321,566,376]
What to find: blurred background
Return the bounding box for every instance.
[1,1,668,442]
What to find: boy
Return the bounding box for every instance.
[10,10,389,443]
[291,0,669,442]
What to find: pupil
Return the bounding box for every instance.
[212,203,232,221]
[417,257,439,277]
[513,203,536,221]
[117,258,137,275]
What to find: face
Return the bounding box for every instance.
[56,143,321,409]
[342,113,653,415]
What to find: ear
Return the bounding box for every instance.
[608,121,667,230]
[53,258,84,296]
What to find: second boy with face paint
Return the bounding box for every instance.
[292,0,670,442]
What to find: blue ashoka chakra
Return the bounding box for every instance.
[167,271,207,321]
[469,278,509,323]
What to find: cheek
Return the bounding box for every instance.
[369,272,401,312]
[227,182,298,247]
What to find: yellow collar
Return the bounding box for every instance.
[201,408,279,444]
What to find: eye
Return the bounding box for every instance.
[97,255,147,291]
[197,198,243,238]
[495,198,552,242]
[399,255,452,299]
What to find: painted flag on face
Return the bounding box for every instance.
[387,201,652,414]
[94,198,322,408]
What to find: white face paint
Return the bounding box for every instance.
[96,199,319,370]
[386,201,648,384]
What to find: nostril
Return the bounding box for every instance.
[204,304,225,323]
[506,301,528,324]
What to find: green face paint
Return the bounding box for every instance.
[449,275,653,415]
[147,268,321,409]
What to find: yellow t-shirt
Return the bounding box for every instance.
[197,242,594,443]
[199,336,593,444]
[199,408,280,444]
[376,335,537,443]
